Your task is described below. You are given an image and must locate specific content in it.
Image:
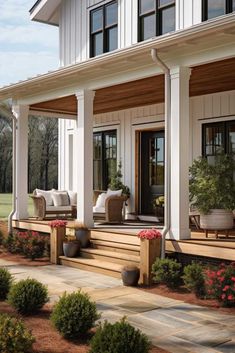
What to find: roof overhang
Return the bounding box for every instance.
[0,14,235,102]
[29,0,61,26]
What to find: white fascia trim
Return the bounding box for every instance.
[1,13,235,97]
[29,0,61,26]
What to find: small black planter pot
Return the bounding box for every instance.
[121,265,140,286]
[63,241,80,258]
[75,229,90,248]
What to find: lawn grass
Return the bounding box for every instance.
[0,193,33,220]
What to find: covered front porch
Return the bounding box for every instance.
[1,15,235,258]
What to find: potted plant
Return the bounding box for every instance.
[153,195,164,220]
[63,235,80,257]
[138,228,162,285]
[74,222,90,248]
[109,162,130,199]
[189,154,235,231]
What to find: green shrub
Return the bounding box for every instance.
[0,268,13,300]
[3,233,17,253]
[51,291,99,339]
[152,258,182,289]
[0,314,35,353]
[8,278,48,314]
[183,262,205,298]
[89,318,151,353]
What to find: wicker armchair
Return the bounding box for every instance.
[93,190,128,224]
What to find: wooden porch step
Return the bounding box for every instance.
[91,239,140,256]
[59,256,124,279]
[80,248,140,266]
[90,230,140,246]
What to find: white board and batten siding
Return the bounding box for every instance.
[59,89,235,213]
[59,0,203,67]
[191,90,235,161]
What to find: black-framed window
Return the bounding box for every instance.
[93,130,117,190]
[202,121,235,163]
[138,0,175,42]
[202,0,235,21]
[90,1,118,58]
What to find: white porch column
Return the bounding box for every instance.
[12,104,29,220]
[75,90,95,228]
[170,67,191,240]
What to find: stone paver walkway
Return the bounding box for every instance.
[1,259,235,353]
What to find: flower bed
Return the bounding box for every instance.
[3,230,50,261]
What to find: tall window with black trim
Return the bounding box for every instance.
[202,121,235,164]
[90,1,118,58]
[138,0,175,42]
[202,0,235,21]
[93,130,117,190]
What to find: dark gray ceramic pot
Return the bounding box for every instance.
[75,229,90,248]
[121,265,140,286]
[63,241,80,257]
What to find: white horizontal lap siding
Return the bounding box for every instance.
[191,90,235,161]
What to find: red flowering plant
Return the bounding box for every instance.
[49,220,68,228]
[137,229,162,240]
[205,262,235,307]
[7,230,49,260]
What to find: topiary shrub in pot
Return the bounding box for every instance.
[8,278,49,314]
[152,258,182,289]
[89,318,151,353]
[0,314,35,353]
[189,154,235,231]
[50,291,100,339]
[0,268,13,301]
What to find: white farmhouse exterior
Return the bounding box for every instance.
[0,0,235,241]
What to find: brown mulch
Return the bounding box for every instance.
[139,284,235,315]
[0,246,51,266]
[0,302,168,353]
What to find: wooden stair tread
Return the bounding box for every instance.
[90,229,139,237]
[81,248,140,262]
[91,239,140,251]
[59,256,124,272]
[90,231,140,245]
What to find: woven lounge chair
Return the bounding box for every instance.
[93,190,128,224]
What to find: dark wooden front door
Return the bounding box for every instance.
[140,131,164,215]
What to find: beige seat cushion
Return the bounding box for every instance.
[46,206,73,212]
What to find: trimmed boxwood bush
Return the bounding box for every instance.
[89,318,151,353]
[0,314,35,353]
[8,278,48,314]
[183,262,205,298]
[0,268,13,300]
[152,258,182,289]
[51,291,100,339]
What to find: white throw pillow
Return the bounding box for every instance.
[95,193,108,208]
[107,189,122,197]
[68,191,77,205]
[35,189,54,206]
[52,191,70,207]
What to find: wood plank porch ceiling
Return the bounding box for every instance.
[30,58,235,116]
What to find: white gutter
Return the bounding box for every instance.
[151,49,171,259]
